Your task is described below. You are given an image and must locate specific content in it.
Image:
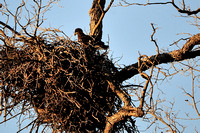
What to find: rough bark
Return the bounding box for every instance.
[89,0,105,40]
[104,107,143,133]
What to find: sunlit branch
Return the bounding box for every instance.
[90,0,114,37]
[116,33,200,82]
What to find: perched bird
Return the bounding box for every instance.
[74,28,109,50]
[74,28,93,47]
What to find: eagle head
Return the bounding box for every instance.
[74,28,83,35]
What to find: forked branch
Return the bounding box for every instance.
[105,81,144,133]
[89,0,114,39]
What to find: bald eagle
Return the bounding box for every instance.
[74,28,109,50]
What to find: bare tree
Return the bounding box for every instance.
[0,0,200,132]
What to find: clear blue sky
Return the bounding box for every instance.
[0,0,200,132]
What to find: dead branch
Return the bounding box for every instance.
[116,33,200,82]
[119,0,200,15]
[0,21,21,36]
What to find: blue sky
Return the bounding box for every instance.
[0,0,200,132]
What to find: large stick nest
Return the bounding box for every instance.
[0,31,137,132]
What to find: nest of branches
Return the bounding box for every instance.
[0,31,137,132]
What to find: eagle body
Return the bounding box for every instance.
[74,28,109,50]
[74,28,93,46]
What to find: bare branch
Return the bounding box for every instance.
[150,23,159,54]
[116,33,200,82]
[104,106,143,133]
[119,0,200,15]
[0,21,21,36]
[171,0,200,15]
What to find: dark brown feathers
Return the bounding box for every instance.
[74,28,109,50]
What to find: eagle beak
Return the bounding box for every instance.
[74,32,77,36]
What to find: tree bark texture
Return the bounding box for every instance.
[89,0,105,41]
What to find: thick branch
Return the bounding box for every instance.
[104,106,143,133]
[171,0,200,15]
[116,33,200,82]
[105,81,144,133]
[0,21,21,36]
[107,81,131,107]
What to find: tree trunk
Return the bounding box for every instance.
[89,0,105,41]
